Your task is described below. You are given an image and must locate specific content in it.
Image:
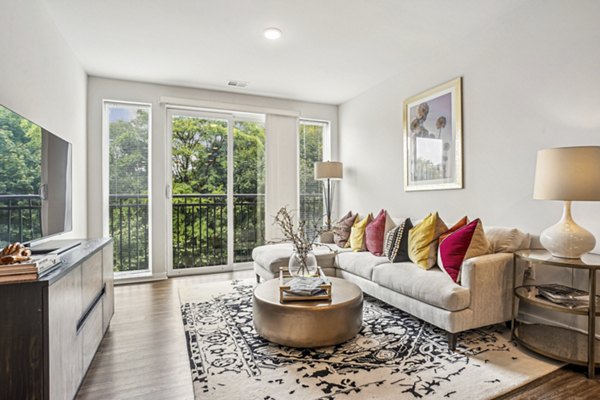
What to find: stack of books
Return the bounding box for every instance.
[536,283,599,309]
[0,255,61,283]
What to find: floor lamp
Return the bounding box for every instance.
[314,161,343,230]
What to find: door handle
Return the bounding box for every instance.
[166,184,172,199]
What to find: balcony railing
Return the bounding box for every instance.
[1,192,324,272]
[0,194,43,246]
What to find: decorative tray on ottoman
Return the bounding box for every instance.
[278,266,332,303]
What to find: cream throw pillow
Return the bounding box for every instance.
[485,227,531,253]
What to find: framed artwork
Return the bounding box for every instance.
[403,77,463,191]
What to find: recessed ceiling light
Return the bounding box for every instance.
[263,27,282,40]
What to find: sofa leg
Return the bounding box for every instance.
[255,274,261,283]
[447,332,457,351]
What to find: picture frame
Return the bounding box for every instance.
[403,77,463,191]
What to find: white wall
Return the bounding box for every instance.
[338,1,600,328]
[87,76,338,278]
[0,0,87,240]
[340,1,600,241]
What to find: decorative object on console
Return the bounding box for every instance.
[438,219,490,283]
[408,212,448,269]
[533,146,600,258]
[384,218,413,262]
[314,161,343,230]
[403,77,463,192]
[349,213,373,252]
[273,207,321,277]
[0,242,32,265]
[332,211,356,247]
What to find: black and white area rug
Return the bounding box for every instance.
[179,281,560,400]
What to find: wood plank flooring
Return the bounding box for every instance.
[77,271,600,400]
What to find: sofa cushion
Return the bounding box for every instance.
[440,216,468,243]
[350,213,373,252]
[485,226,531,253]
[365,209,387,256]
[372,263,470,311]
[439,219,490,283]
[336,251,389,280]
[332,211,357,247]
[408,212,448,269]
[252,243,345,273]
[383,218,413,262]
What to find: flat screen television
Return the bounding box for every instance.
[0,104,73,249]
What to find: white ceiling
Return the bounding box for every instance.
[43,0,519,105]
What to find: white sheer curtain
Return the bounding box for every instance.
[265,114,299,241]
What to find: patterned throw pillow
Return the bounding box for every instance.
[384,218,413,262]
[332,211,357,248]
[350,213,373,252]
[438,219,491,283]
[408,212,448,269]
[366,210,387,256]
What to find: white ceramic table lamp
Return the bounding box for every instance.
[533,146,600,258]
[314,161,343,230]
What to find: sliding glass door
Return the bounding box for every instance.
[167,109,265,275]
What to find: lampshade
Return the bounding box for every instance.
[533,146,600,201]
[314,161,343,180]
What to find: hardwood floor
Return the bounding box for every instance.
[77,271,600,400]
[76,270,253,400]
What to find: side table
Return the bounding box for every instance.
[511,249,600,378]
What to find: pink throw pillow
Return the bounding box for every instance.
[366,209,387,256]
[438,219,490,283]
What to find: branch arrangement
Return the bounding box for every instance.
[272,206,328,276]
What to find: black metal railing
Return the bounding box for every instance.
[109,194,150,272]
[171,194,266,268]
[0,194,42,247]
[299,193,324,237]
[109,193,267,271]
[2,192,323,272]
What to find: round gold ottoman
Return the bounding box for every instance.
[253,277,363,348]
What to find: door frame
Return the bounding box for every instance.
[165,107,264,276]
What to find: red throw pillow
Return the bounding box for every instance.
[438,219,490,283]
[366,209,387,256]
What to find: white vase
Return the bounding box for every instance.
[540,201,596,259]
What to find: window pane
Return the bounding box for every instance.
[107,102,150,273]
[171,116,228,268]
[299,121,327,234]
[233,120,265,262]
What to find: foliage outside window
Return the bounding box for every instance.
[0,105,42,247]
[299,120,329,233]
[106,102,150,273]
[170,115,265,268]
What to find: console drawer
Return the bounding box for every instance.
[82,252,103,309]
[81,297,103,372]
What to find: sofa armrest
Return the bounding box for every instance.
[460,253,524,327]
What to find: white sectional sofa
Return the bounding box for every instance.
[252,230,530,349]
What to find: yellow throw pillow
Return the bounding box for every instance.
[408,212,448,269]
[350,213,373,252]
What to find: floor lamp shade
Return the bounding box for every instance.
[315,162,343,180]
[533,146,600,258]
[314,161,343,231]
